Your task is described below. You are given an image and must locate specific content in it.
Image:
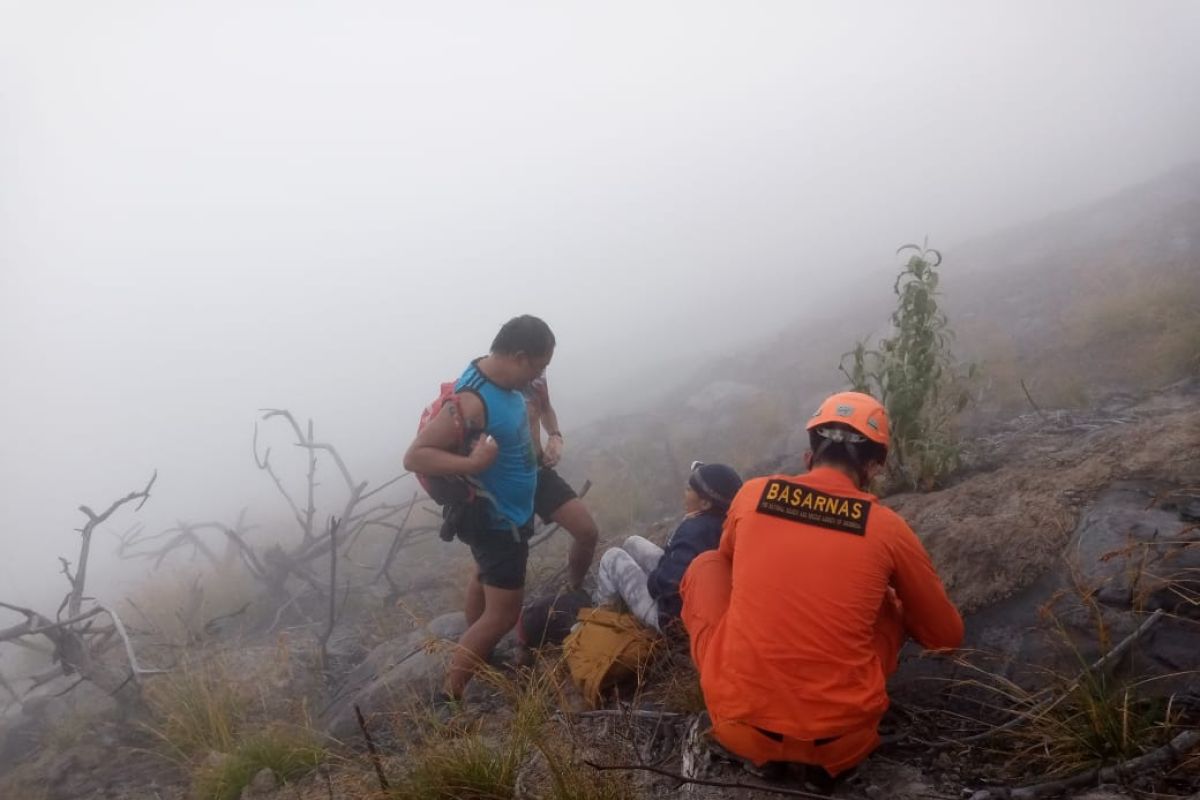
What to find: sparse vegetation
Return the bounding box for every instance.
[842,241,973,489]
[190,725,326,800]
[949,651,1188,782]
[391,728,522,800]
[143,656,243,760]
[536,739,642,800]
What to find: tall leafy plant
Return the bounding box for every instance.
[841,241,972,489]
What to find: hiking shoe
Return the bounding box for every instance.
[742,760,789,781]
[796,764,840,795]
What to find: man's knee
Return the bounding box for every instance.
[556,499,599,544]
[477,586,523,630]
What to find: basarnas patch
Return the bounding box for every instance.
[755,478,870,535]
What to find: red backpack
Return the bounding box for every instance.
[415,382,480,507]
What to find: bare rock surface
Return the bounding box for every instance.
[890,385,1200,614]
[319,611,468,741]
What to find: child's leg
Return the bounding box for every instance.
[595,547,660,629]
[621,534,665,574]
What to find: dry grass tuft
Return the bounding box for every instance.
[190,724,327,800]
[143,655,243,761]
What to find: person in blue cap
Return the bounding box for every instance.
[593,461,743,632]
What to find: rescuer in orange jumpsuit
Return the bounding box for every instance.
[680,391,963,778]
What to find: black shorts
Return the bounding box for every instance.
[467,520,534,590]
[534,466,578,523]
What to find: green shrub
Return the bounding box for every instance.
[842,241,973,489]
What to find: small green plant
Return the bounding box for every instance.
[190,726,326,800]
[842,241,973,489]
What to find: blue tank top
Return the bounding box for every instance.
[455,360,537,529]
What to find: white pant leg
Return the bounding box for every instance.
[622,535,665,575]
[594,547,661,631]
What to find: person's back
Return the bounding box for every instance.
[699,467,960,738]
[680,391,962,778]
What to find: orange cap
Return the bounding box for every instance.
[805,391,890,449]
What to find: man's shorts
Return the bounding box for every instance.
[534,466,578,523]
[467,520,534,591]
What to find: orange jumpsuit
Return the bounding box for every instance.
[680,467,963,776]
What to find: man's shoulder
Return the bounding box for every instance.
[865,501,914,537]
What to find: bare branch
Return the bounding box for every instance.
[203,602,251,635]
[359,472,410,503]
[0,600,43,622]
[374,494,420,586]
[94,603,168,682]
[253,422,308,533]
[0,607,105,643]
[221,524,267,578]
[966,728,1200,800]
[58,557,77,589]
[941,608,1167,748]
[355,704,391,792]
[78,470,158,523]
[6,637,53,655]
[294,442,359,494]
[260,408,306,442]
[319,516,341,665]
[304,418,317,541]
[71,471,157,617]
[109,523,145,557]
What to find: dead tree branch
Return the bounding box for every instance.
[0,473,158,706]
[374,493,420,586]
[0,608,105,642]
[254,416,309,537]
[356,704,391,792]
[941,608,1167,748]
[94,602,168,683]
[319,516,341,665]
[1019,378,1048,423]
[966,728,1200,799]
[70,471,157,618]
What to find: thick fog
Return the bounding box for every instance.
[2,2,1198,608]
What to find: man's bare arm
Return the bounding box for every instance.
[403,394,496,476]
[539,388,564,467]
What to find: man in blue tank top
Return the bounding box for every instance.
[404,315,554,701]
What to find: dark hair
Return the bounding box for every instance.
[688,462,744,514]
[809,428,887,485]
[491,315,556,358]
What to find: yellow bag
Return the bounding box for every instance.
[562,608,658,708]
